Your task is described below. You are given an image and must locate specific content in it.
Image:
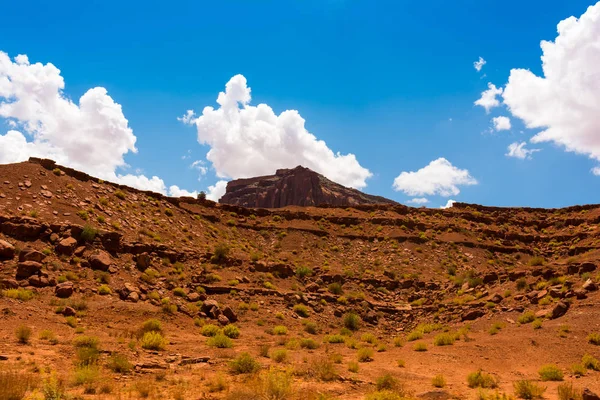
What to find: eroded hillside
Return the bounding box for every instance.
[0,158,599,400]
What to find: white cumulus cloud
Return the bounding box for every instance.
[592,167,600,176]
[506,142,540,159]
[475,83,503,113]
[169,185,198,198]
[392,158,477,197]
[206,180,228,202]
[0,51,197,196]
[407,197,429,205]
[492,116,511,131]
[181,74,372,189]
[502,2,600,168]
[473,57,487,72]
[440,199,456,209]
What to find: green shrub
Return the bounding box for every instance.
[588,333,600,345]
[73,365,99,386]
[300,338,319,349]
[304,321,318,334]
[376,374,398,391]
[173,287,186,297]
[467,371,498,389]
[326,334,345,344]
[212,243,230,263]
[98,285,111,295]
[361,333,377,344]
[343,312,361,331]
[528,256,545,266]
[433,333,455,346]
[328,282,344,295]
[65,316,77,328]
[229,352,260,374]
[140,319,162,335]
[348,362,359,373]
[270,349,288,363]
[571,363,586,377]
[432,374,446,388]
[201,324,221,337]
[295,266,312,278]
[413,342,427,352]
[293,304,309,317]
[16,325,32,344]
[207,333,233,348]
[406,329,423,341]
[357,348,374,362]
[518,311,535,324]
[538,364,563,381]
[582,354,600,371]
[223,324,240,339]
[557,382,581,400]
[81,224,98,242]
[164,208,174,217]
[107,353,132,373]
[140,331,166,350]
[513,380,545,399]
[2,288,34,301]
[273,326,287,335]
[532,319,543,330]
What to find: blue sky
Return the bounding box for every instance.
[1,0,599,207]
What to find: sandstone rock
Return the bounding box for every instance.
[579,262,597,274]
[219,165,395,208]
[19,249,46,263]
[583,279,598,292]
[1,278,19,289]
[461,309,485,321]
[201,299,220,319]
[28,276,50,287]
[573,289,588,299]
[550,301,569,319]
[135,252,151,271]
[89,251,111,271]
[127,292,139,302]
[583,389,600,400]
[217,314,230,325]
[55,282,74,298]
[56,237,78,255]
[62,306,76,316]
[490,294,503,303]
[535,309,549,319]
[16,261,43,279]
[187,292,201,302]
[40,190,53,198]
[0,240,15,259]
[222,306,238,323]
[179,356,210,366]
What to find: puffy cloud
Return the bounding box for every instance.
[392,158,477,197]
[407,197,429,205]
[473,57,486,72]
[440,199,456,209]
[474,83,503,113]
[0,51,198,195]
[592,167,600,176]
[503,2,600,164]
[206,180,228,201]
[181,74,372,189]
[492,116,511,131]
[506,142,539,159]
[169,185,198,198]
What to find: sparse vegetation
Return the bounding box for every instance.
[467,371,498,389]
[513,380,545,399]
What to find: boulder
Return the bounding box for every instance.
[1,278,19,289]
[89,251,111,271]
[489,294,503,304]
[62,306,76,316]
[0,240,15,259]
[222,306,238,323]
[55,282,74,298]
[187,292,201,302]
[579,262,597,274]
[127,292,140,302]
[461,309,485,321]
[550,301,569,319]
[135,252,151,271]
[19,249,46,263]
[583,389,600,400]
[28,276,50,287]
[217,314,230,326]
[56,237,78,255]
[201,299,220,319]
[583,279,598,292]
[16,261,43,279]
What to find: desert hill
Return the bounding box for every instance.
[219,165,396,208]
[0,158,599,400]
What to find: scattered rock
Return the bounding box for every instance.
[222,306,238,323]
[217,314,230,325]
[55,282,74,298]
[550,301,569,319]
[461,309,485,321]
[583,389,600,400]
[89,250,112,271]
[1,278,19,289]
[16,261,43,279]
[583,279,598,292]
[0,240,15,259]
[135,252,151,271]
[62,306,76,316]
[179,356,210,366]
[56,237,78,255]
[489,293,503,303]
[19,249,46,263]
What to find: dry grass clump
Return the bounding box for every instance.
[343,312,361,331]
[140,331,167,350]
[538,364,563,381]
[557,383,581,400]
[432,374,446,388]
[513,380,545,399]
[2,288,34,301]
[229,352,261,374]
[0,370,37,400]
[467,371,498,389]
[226,369,293,400]
[433,332,455,346]
[207,333,233,348]
[107,353,132,373]
[357,347,374,362]
[15,325,32,344]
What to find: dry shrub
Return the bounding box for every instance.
[0,370,37,400]
[226,369,293,400]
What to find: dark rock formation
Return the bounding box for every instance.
[219,166,395,208]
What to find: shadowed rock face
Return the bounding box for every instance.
[219,166,395,208]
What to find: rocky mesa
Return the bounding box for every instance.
[219,165,395,208]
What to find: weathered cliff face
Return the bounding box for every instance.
[219,166,395,208]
